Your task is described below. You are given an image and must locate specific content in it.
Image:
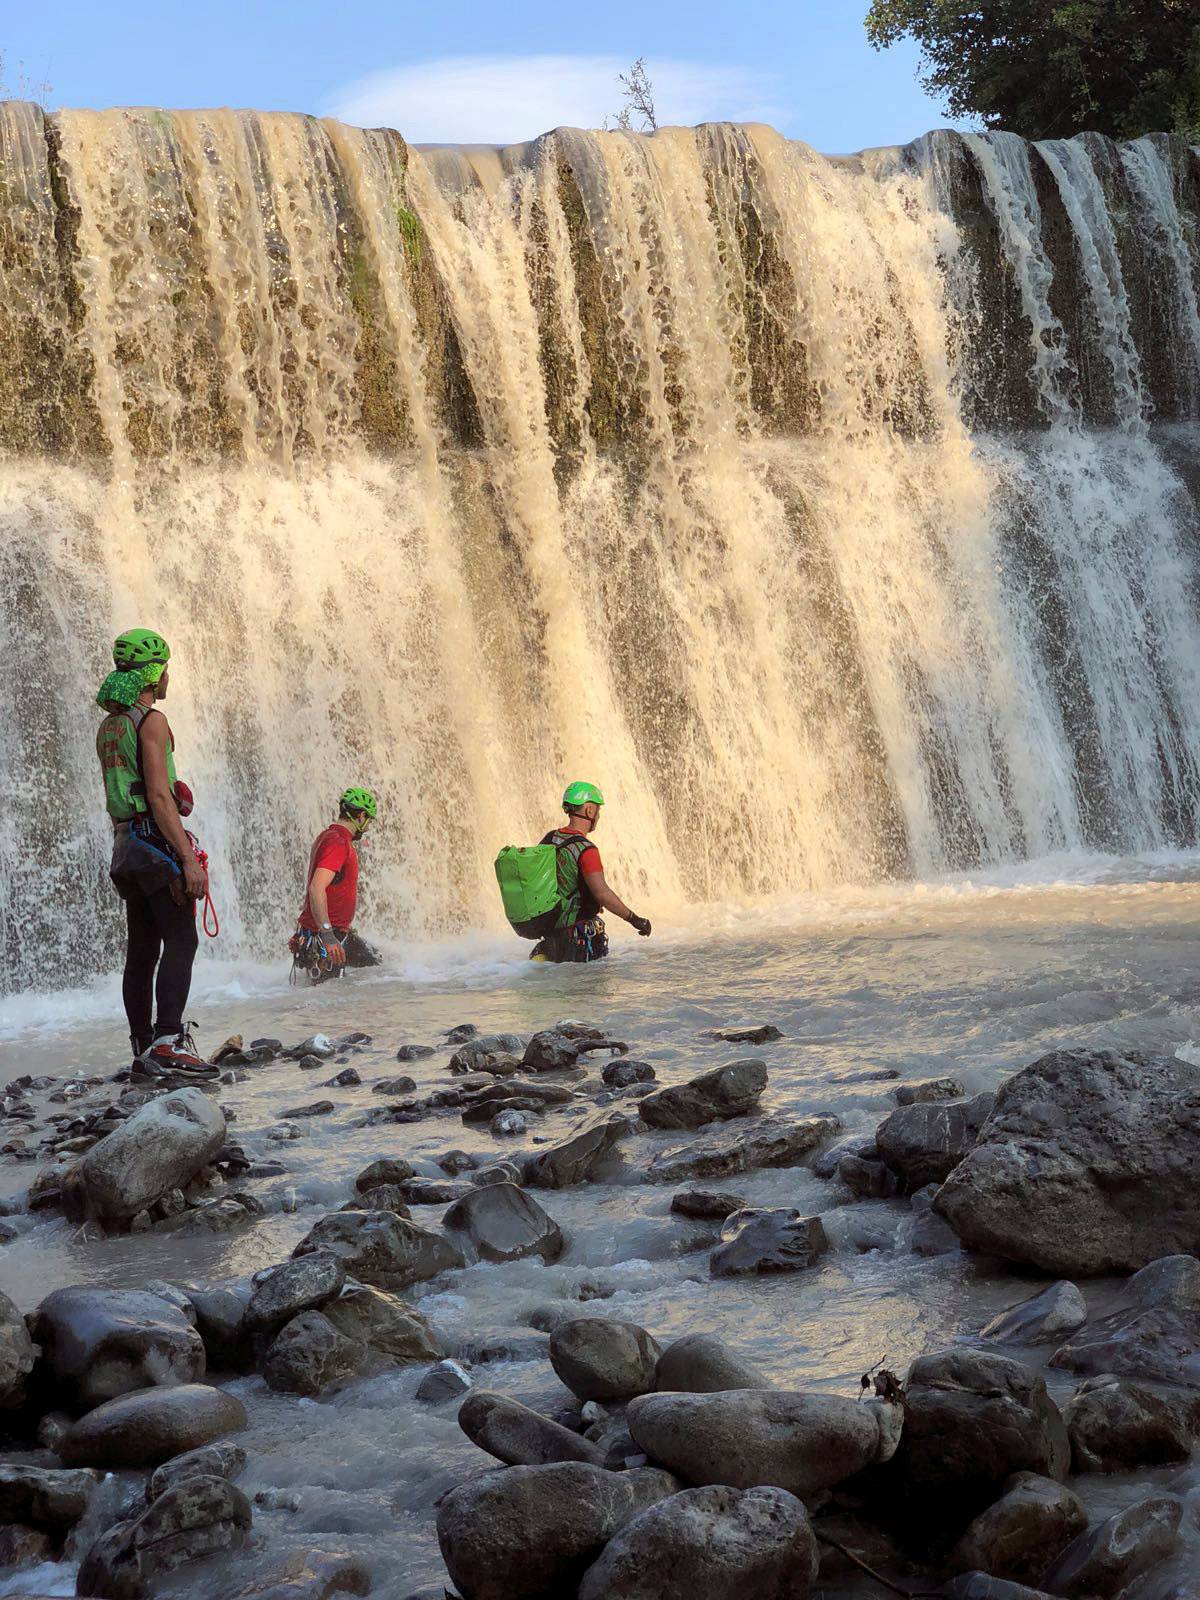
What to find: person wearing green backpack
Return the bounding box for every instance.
[494,781,652,963]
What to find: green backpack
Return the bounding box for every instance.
[495,834,590,939]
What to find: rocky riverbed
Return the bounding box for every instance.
[3,1003,1200,1599]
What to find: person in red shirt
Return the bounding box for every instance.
[290,787,381,983]
[530,780,652,963]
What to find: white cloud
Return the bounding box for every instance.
[325,54,785,146]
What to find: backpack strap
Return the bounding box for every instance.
[122,705,172,801]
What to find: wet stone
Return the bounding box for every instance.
[639,1059,768,1131]
[60,1383,248,1469]
[703,1024,784,1044]
[396,1043,436,1061]
[0,1464,100,1533]
[147,1441,247,1501]
[76,1473,252,1599]
[355,1157,416,1190]
[980,1282,1088,1346]
[550,1317,661,1402]
[603,1059,657,1088]
[710,1209,829,1277]
[894,1076,964,1105]
[278,1100,335,1119]
[416,1358,472,1404]
[372,1075,417,1095]
[246,1251,346,1333]
[443,1182,564,1264]
[670,1188,749,1220]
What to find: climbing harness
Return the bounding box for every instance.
[288,925,345,985]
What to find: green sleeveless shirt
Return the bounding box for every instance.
[96,705,177,821]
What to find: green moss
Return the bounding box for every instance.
[395,204,422,264]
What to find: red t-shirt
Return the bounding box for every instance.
[298,824,359,931]
[561,826,602,878]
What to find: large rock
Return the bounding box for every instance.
[935,1049,1200,1274]
[626,1389,902,1496]
[950,1472,1086,1585]
[550,1318,661,1402]
[32,1286,205,1411]
[1047,1259,1200,1383]
[669,1189,748,1220]
[246,1251,345,1334]
[1062,1375,1193,1472]
[70,1087,226,1221]
[578,1484,819,1600]
[147,1440,246,1500]
[892,1351,1068,1526]
[525,1118,625,1188]
[709,1209,828,1277]
[0,1464,99,1533]
[639,1060,767,1130]
[262,1311,365,1396]
[321,1284,443,1365]
[1042,1493,1182,1597]
[875,1093,993,1191]
[980,1283,1087,1346]
[354,1156,416,1191]
[293,1209,463,1289]
[436,1462,678,1600]
[0,1288,35,1407]
[76,1473,252,1598]
[942,1580,1061,1600]
[452,1034,525,1073]
[59,1383,247,1468]
[187,1287,251,1371]
[648,1115,840,1184]
[654,1333,771,1394]
[443,1183,564,1264]
[459,1390,607,1467]
[227,1549,372,1599]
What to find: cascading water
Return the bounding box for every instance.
[2,104,1200,994]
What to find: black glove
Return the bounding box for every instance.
[629,914,652,937]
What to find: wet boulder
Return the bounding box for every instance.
[603,1059,656,1088]
[626,1389,902,1496]
[895,1076,964,1105]
[0,1288,35,1407]
[186,1286,251,1372]
[262,1310,366,1396]
[1042,1493,1182,1597]
[443,1183,564,1264]
[648,1114,840,1184]
[69,1087,226,1221]
[578,1484,819,1600]
[950,1472,1087,1585]
[293,1209,463,1290]
[704,1024,783,1045]
[76,1473,252,1598]
[669,1189,748,1220]
[525,1116,626,1188]
[436,1462,678,1600]
[417,1358,472,1404]
[1047,1262,1200,1384]
[459,1390,607,1467]
[147,1440,246,1500]
[709,1209,828,1277]
[837,1153,899,1198]
[935,1049,1200,1274]
[321,1284,443,1365]
[0,1463,99,1533]
[59,1382,247,1468]
[1062,1375,1193,1472]
[228,1549,372,1599]
[550,1317,662,1402]
[654,1333,772,1394]
[32,1286,205,1410]
[942,1579,1062,1600]
[0,1522,53,1567]
[246,1251,345,1334]
[450,1034,525,1073]
[354,1157,416,1190]
[980,1282,1088,1346]
[875,1092,993,1191]
[639,1060,767,1131]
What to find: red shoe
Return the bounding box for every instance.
[134,1027,216,1081]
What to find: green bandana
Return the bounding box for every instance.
[96,661,166,710]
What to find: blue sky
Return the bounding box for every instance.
[2,0,970,152]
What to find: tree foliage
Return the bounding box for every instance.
[865,0,1200,139]
[608,58,658,133]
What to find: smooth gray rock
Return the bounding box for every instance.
[416,1359,472,1404]
[655,1333,771,1394]
[32,1286,205,1410]
[525,1118,625,1188]
[355,1157,416,1190]
[0,1464,99,1532]
[710,1209,828,1277]
[704,1025,783,1044]
[227,1549,372,1599]
[0,1521,53,1566]
[436,1462,677,1600]
[293,1209,463,1289]
[1126,1253,1200,1311]
[0,1288,35,1407]
[578,1484,819,1600]
[351,1182,414,1215]
[951,1472,1086,1586]
[459,1390,607,1467]
[1062,1375,1193,1472]
[186,1287,250,1371]
[942,1579,1059,1600]
[147,1440,246,1500]
[246,1251,345,1333]
[837,1153,899,1198]
[551,1318,662,1402]
[1042,1493,1182,1597]
[603,1059,656,1088]
[980,1282,1088,1346]
[875,1092,993,1190]
[895,1076,964,1105]
[71,1087,226,1221]
[76,1473,252,1598]
[60,1383,247,1468]
[451,1034,525,1073]
[639,1060,767,1130]
[812,1132,877,1181]
[626,1389,902,1496]
[648,1114,840,1184]
[935,1050,1200,1274]
[321,1284,443,1365]
[521,1030,587,1072]
[470,1078,576,1106]
[443,1183,564,1264]
[262,1310,365,1396]
[1049,1304,1200,1384]
[669,1189,748,1220]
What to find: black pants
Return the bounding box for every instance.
[531,918,609,964]
[123,884,199,1052]
[340,929,382,968]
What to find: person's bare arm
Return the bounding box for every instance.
[307,866,337,929]
[583,870,650,933]
[141,714,206,899]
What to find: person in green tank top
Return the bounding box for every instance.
[96,628,209,1075]
[529,781,652,963]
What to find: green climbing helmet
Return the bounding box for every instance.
[113,628,170,668]
[562,780,604,811]
[340,786,378,819]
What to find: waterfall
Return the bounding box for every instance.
[1,104,1200,992]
